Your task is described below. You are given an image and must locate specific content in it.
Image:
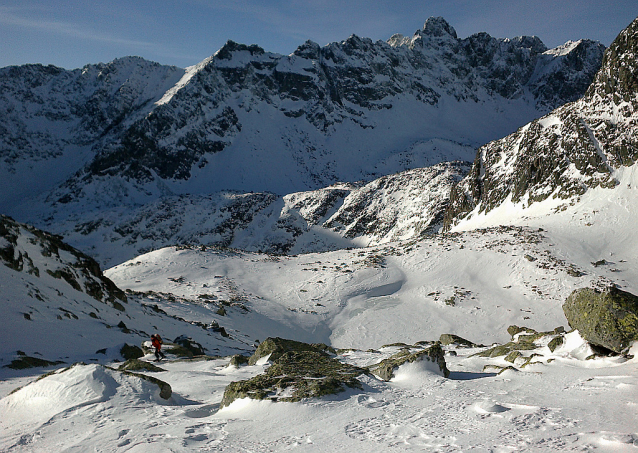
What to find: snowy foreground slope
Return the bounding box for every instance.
[2,168,637,452]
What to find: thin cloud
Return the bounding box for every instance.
[195,0,403,47]
[0,6,153,49]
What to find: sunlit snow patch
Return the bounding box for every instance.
[0,363,173,439]
[390,357,446,385]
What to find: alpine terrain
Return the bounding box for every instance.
[1,16,637,453]
[1,17,605,266]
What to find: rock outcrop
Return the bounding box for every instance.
[563,287,638,353]
[368,343,450,380]
[0,215,127,308]
[221,339,365,407]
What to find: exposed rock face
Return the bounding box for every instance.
[563,287,638,353]
[444,17,638,229]
[221,339,365,407]
[368,343,449,380]
[0,214,127,307]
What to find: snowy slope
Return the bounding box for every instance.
[1,343,636,452]
[104,173,638,350]
[41,161,469,268]
[0,215,252,368]
[2,186,636,451]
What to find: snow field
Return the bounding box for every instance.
[1,340,636,452]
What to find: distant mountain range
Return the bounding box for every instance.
[0,17,613,266]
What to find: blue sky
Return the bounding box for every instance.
[1,1,637,69]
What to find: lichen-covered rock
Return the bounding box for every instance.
[507,325,538,338]
[220,350,366,407]
[563,286,638,353]
[439,333,480,347]
[473,341,537,358]
[368,343,449,380]
[547,336,564,352]
[504,350,523,363]
[120,344,144,360]
[228,354,249,367]
[247,337,336,365]
[173,335,206,356]
[118,359,165,372]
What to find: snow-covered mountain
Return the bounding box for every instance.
[0,214,252,364]
[444,17,638,228]
[1,17,605,266]
[49,161,468,267]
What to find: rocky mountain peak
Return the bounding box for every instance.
[586,16,638,103]
[422,16,458,39]
[510,35,547,53]
[214,40,267,61]
[293,40,322,59]
[443,16,638,230]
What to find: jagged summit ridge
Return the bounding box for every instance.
[0,17,607,263]
[444,16,638,229]
[586,16,638,102]
[422,16,458,38]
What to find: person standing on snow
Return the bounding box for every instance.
[151,334,166,362]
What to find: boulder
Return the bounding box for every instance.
[247,337,336,365]
[173,335,205,356]
[120,343,144,360]
[563,286,638,353]
[220,349,366,407]
[368,343,449,380]
[228,354,249,367]
[439,333,480,347]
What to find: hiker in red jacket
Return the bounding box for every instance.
[151,334,166,362]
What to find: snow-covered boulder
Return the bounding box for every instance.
[221,348,366,407]
[563,286,638,353]
[368,343,449,380]
[0,363,173,443]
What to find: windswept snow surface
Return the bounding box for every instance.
[2,168,637,452]
[1,342,636,452]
